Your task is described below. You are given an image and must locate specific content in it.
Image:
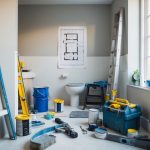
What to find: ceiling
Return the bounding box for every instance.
[19,0,113,5]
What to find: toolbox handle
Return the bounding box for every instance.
[115,98,129,105]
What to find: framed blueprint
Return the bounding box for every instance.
[58,26,87,68]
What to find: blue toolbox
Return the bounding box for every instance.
[103,98,142,135]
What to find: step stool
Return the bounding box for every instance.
[83,81,107,110]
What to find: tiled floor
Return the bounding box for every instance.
[0,106,145,150]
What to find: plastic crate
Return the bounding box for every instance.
[103,101,142,135]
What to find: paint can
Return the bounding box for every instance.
[127,129,138,138]
[88,109,99,124]
[33,87,49,112]
[94,127,108,139]
[54,99,64,112]
[16,114,31,136]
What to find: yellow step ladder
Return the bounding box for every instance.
[18,57,29,116]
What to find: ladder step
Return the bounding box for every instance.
[0,109,8,117]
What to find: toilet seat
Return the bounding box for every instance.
[66,83,84,87]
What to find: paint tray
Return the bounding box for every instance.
[69,111,89,118]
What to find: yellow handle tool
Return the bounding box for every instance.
[111,90,118,101]
[18,57,30,116]
[111,98,136,108]
[110,103,121,109]
[115,98,129,104]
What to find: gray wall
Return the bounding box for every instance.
[127,85,150,132]
[18,5,111,56]
[111,0,128,55]
[127,86,150,120]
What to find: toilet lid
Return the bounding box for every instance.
[67,83,85,87]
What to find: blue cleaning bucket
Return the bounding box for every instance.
[34,97,48,112]
[33,87,49,98]
[33,87,49,112]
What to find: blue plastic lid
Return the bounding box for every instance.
[95,128,107,134]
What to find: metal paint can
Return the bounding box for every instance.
[16,114,31,136]
[88,109,99,124]
[54,99,64,112]
[127,129,138,137]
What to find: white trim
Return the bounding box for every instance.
[140,0,145,86]
[140,0,150,85]
[14,50,18,117]
[145,0,148,81]
[145,0,150,80]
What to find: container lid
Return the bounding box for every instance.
[54,99,64,103]
[128,129,138,133]
[95,128,107,134]
[66,83,85,87]
[34,86,49,89]
[15,114,31,120]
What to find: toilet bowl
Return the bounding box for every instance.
[65,83,85,107]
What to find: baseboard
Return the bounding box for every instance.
[140,116,150,132]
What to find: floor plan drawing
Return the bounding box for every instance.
[64,33,78,61]
[58,26,87,68]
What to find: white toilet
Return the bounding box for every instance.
[65,83,85,107]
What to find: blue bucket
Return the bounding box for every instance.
[34,97,48,112]
[33,87,49,98]
[33,87,49,112]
